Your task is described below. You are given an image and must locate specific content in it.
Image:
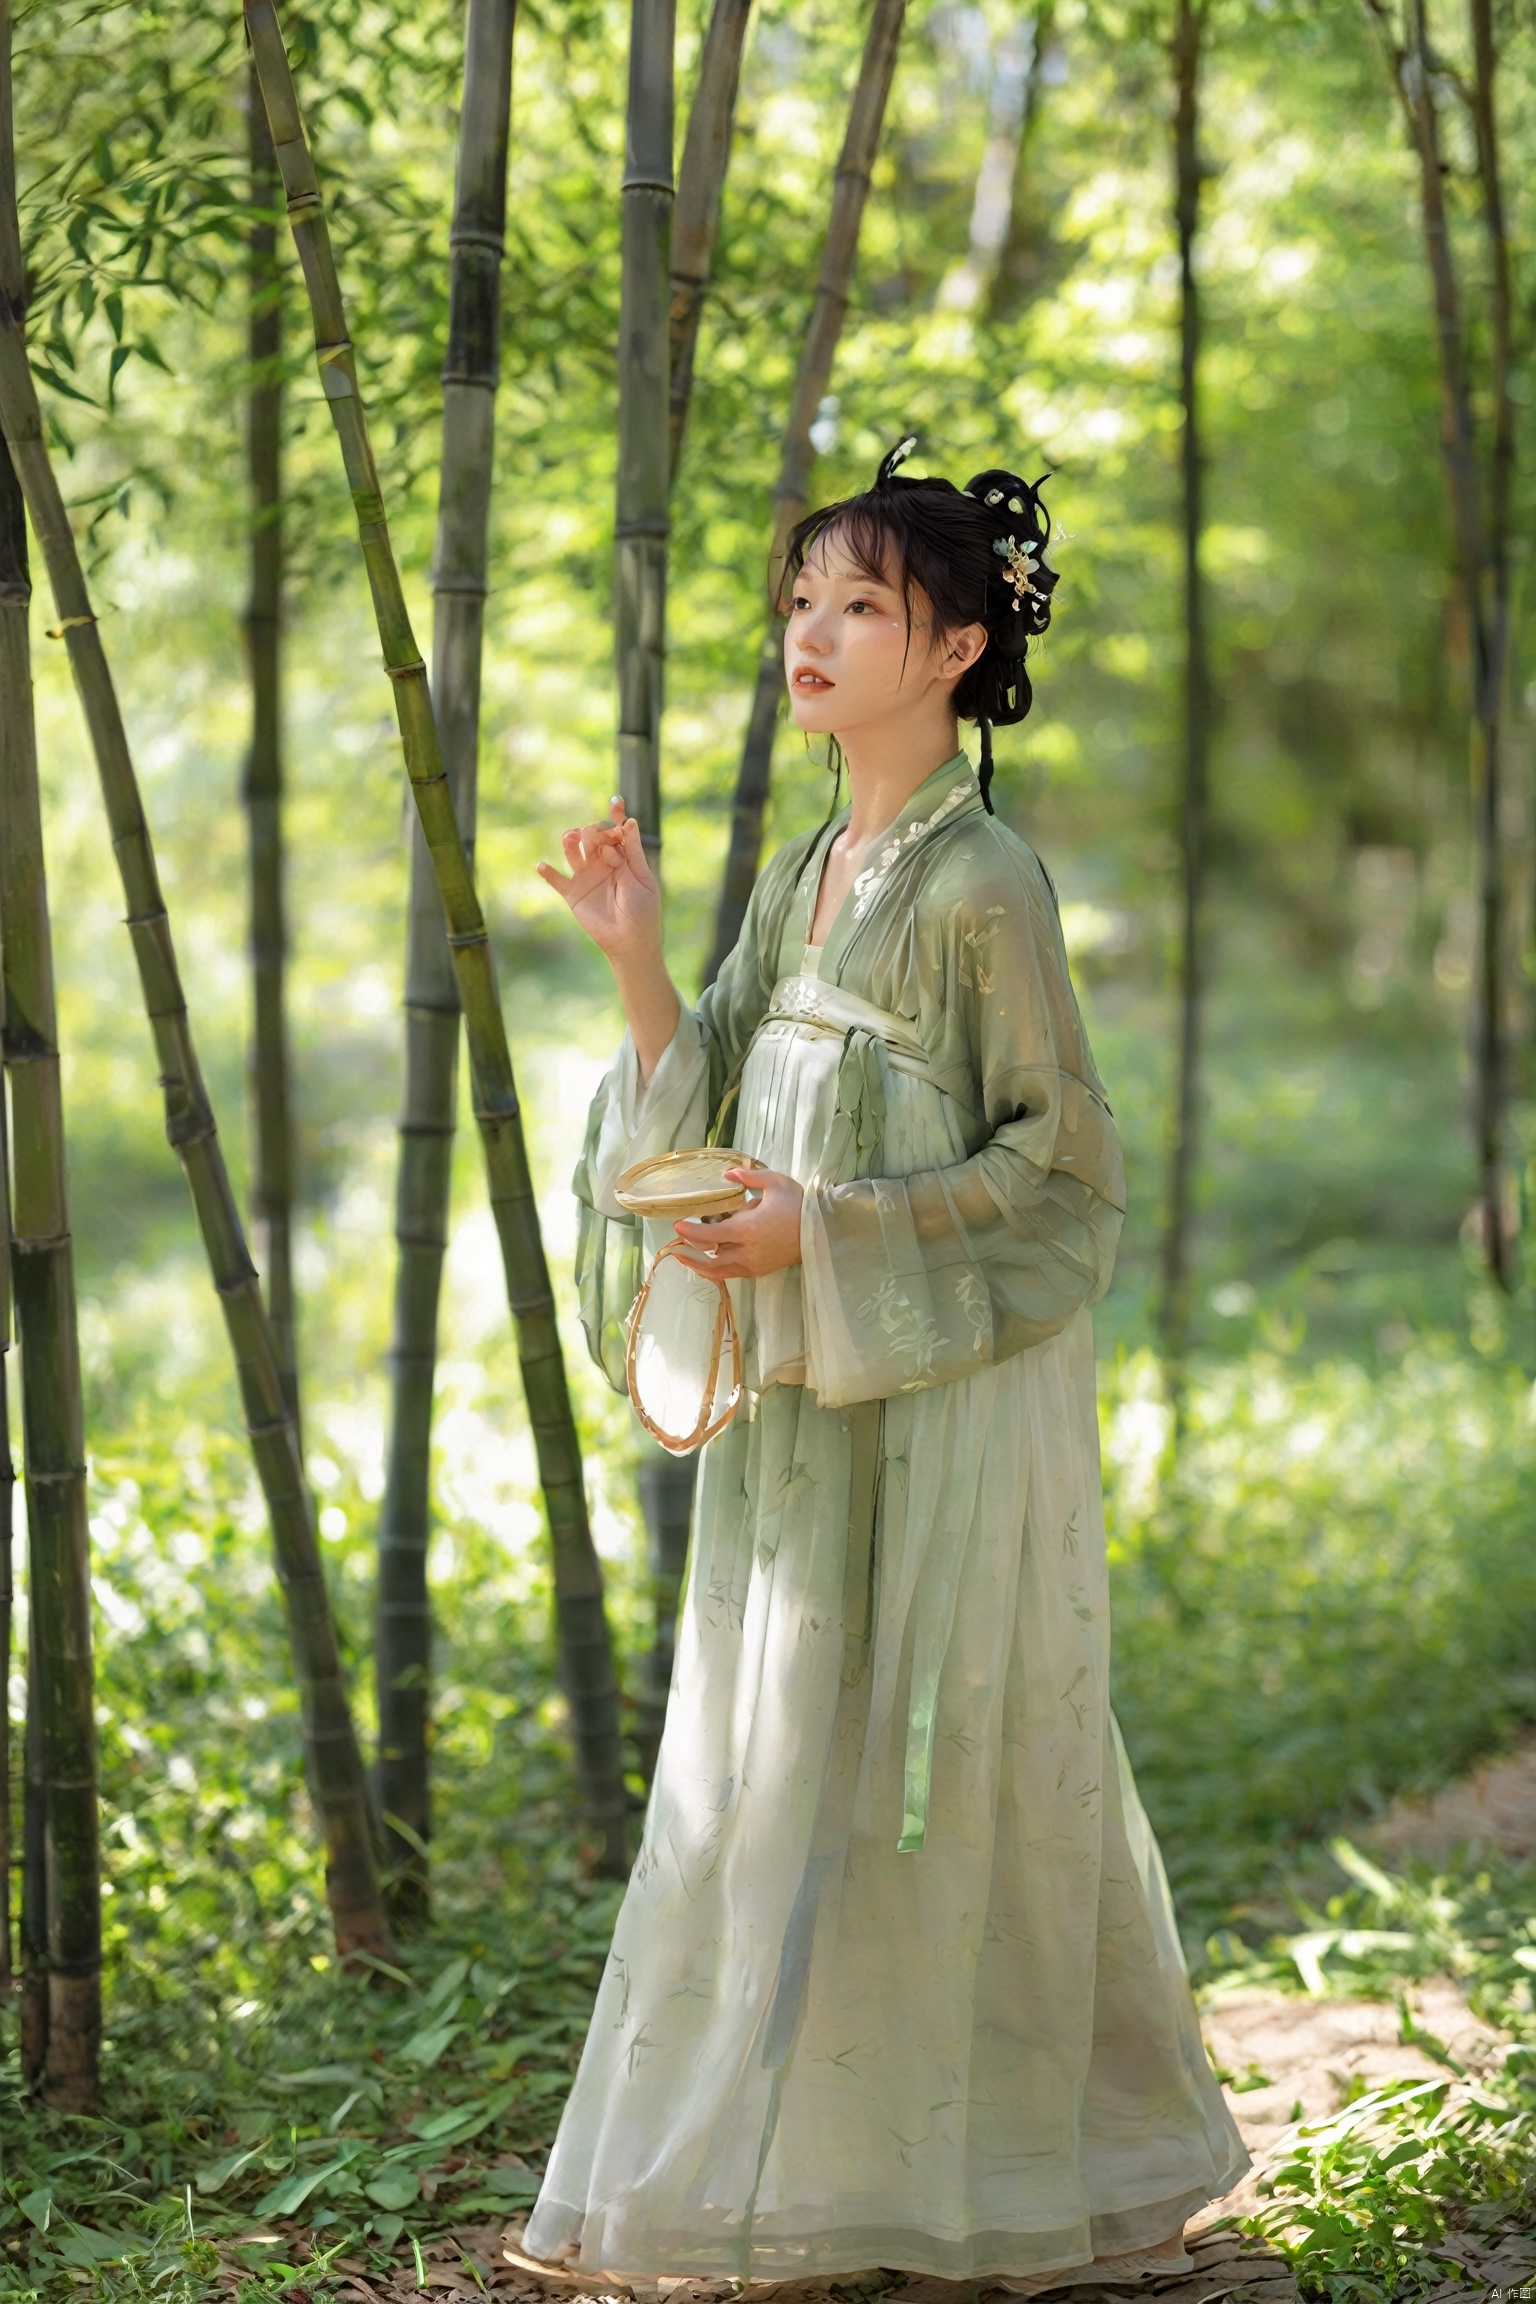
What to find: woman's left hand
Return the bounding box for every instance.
[671,1167,803,1279]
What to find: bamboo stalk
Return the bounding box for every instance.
[1,0,42,2091]
[616,0,676,856]
[628,0,750,1776]
[1156,0,1210,1375]
[0,303,391,1970]
[21,1643,44,2083]
[704,0,907,986]
[0,700,13,2006]
[1467,0,1513,1288]
[244,65,301,1427]
[0,0,98,2108]
[1362,0,1510,1286]
[376,0,518,1925]
[984,0,1057,323]
[245,0,629,1877]
[668,0,751,481]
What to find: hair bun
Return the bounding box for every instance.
[964,467,1056,653]
[875,434,919,486]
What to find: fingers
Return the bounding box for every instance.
[674,1212,744,1248]
[563,823,624,868]
[672,1249,748,1279]
[536,859,574,894]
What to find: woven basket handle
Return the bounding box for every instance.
[625,1237,744,1455]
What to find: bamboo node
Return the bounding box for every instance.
[621,172,674,197]
[286,189,323,220]
[385,658,427,682]
[45,614,97,639]
[446,929,488,949]
[448,227,505,254]
[316,339,352,365]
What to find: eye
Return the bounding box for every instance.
[846,597,876,614]
[790,591,811,611]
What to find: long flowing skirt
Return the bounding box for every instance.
[525,1012,1247,2279]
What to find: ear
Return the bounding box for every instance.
[939,621,988,686]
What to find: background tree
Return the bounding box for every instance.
[244,67,300,1428]
[0,282,391,1966]
[615,0,676,859]
[1157,0,1214,1372]
[1362,0,1519,1289]
[245,0,630,1877]
[705,0,908,985]
[376,0,519,1924]
[635,0,753,1787]
[668,0,752,480]
[0,888,11,2000]
[0,0,99,2108]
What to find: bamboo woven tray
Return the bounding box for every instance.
[614,1147,763,1221]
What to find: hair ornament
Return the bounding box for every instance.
[876,434,919,486]
[992,531,1040,610]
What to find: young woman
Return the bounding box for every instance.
[524,443,1247,2289]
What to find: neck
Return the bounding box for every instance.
[837,699,963,843]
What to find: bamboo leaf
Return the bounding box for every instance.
[399,2018,462,2068]
[195,2146,265,2194]
[362,2165,420,2211]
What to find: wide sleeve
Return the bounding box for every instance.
[572,836,813,1390]
[799,857,1125,1411]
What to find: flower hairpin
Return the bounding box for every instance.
[992,531,1040,611]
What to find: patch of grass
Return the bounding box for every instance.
[1104,1343,1536,1932]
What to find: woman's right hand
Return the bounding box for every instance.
[537,798,661,960]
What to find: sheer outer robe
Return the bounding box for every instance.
[531,756,1247,2278]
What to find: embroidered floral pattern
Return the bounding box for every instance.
[856,1273,940,1381]
[850,780,971,923]
[955,1269,990,1354]
[956,906,1006,996]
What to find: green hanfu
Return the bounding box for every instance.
[525,753,1247,2279]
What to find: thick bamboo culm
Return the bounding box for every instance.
[245,0,629,1876]
[705,0,907,986]
[0,1366,11,2002]
[0,667,13,2002]
[376,0,518,1924]
[617,0,676,854]
[668,0,751,480]
[634,0,750,1783]
[0,0,99,2108]
[1156,0,1210,1373]
[244,66,301,1428]
[0,300,391,1968]
[0,457,100,2107]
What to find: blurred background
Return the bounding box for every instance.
[4,0,1536,2274]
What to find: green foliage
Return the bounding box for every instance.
[1196,1847,1536,2298]
[1252,2073,1536,2302]
[1106,1346,1536,1927]
[2,1433,627,2295]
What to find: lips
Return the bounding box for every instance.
[791,667,834,690]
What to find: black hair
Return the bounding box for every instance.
[780,435,1057,814]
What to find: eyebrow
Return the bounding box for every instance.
[797,565,899,590]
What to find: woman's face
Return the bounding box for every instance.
[783,531,984,739]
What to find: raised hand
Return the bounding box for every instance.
[537,797,661,961]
